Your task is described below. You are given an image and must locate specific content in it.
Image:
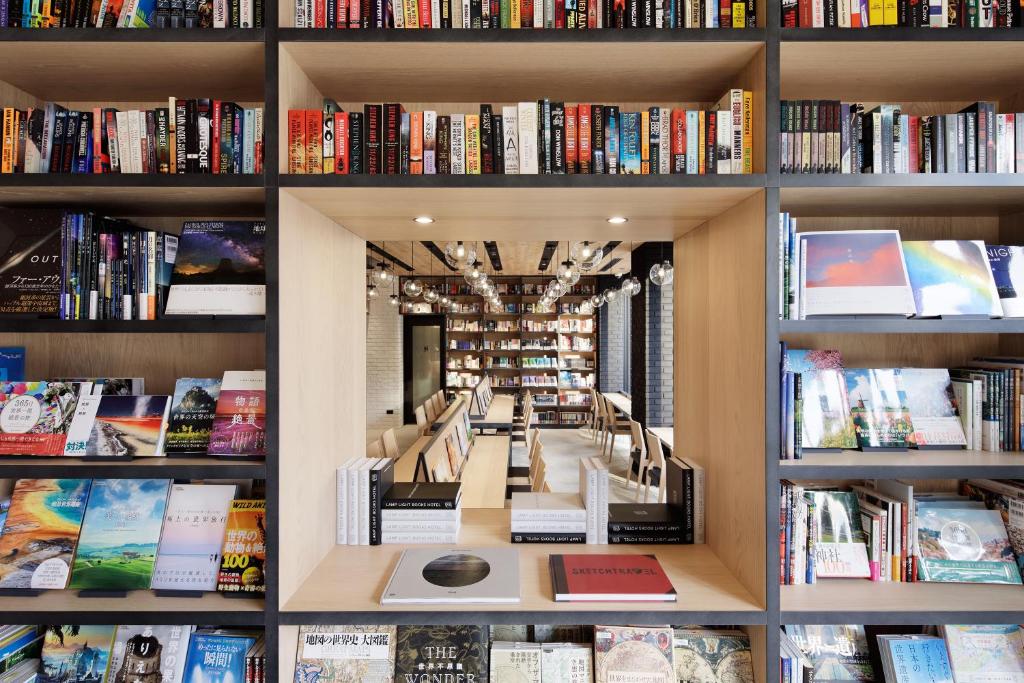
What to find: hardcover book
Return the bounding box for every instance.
[216,499,266,595]
[594,625,675,683]
[903,240,1002,318]
[941,625,1024,683]
[383,482,461,509]
[806,491,871,578]
[394,626,489,682]
[293,625,397,683]
[164,378,221,454]
[0,208,62,316]
[844,368,915,449]
[381,547,519,604]
[878,636,953,683]
[181,633,255,683]
[986,244,1024,317]
[491,641,541,682]
[549,554,676,602]
[164,221,266,316]
[108,625,194,683]
[68,478,172,591]
[0,381,82,456]
[784,349,856,450]
[672,629,755,683]
[916,505,1022,584]
[899,368,967,448]
[0,478,91,589]
[783,625,874,682]
[150,483,236,592]
[39,625,116,683]
[540,643,592,683]
[62,395,171,458]
[207,370,266,458]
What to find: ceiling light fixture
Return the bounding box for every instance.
[413,216,434,224]
[607,216,629,224]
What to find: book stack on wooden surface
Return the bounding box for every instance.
[607,503,686,545]
[381,481,462,544]
[510,492,587,544]
[579,456,609,544]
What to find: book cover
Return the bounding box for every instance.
[783,625,874,682]
[63,395,170,458]
[394,626,488,682]
[594,625,675,683]
[39,625,116,683]
[806,491,871,578]
[164,221,266,317]
[878,636,953,683]
[0,208,62,316]
[182,633,255,683]
[108,625,194,683]
[382,547,519,604]
[207,370,266,458]
[960,480,1024,575]
[0,381,81,456]
[899,368,967,447]
[941,625,1024,683]
[916,506,1022,584]
[672,629,754,683]
[0,479,91,589]
[987,244,1024,317]
[549,554,676,602]
[68,478,171,591]
[293,625,397,683]
[784,349,857,450]
[491,642,541,682]
[844,368,915,449]
[216,499,266,595]
[164,378,221,454]
[150,483,236,592]
[540,644,592,683]
[0,347,25,381]
[903,240,1002,318]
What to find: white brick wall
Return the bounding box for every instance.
[366,295,403,439]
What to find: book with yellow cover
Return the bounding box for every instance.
[465,114,481,175]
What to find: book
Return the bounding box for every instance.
[68,478,171,591]
[941,625,1024,683]
[903,240,1003,318]
[293,625,397,683]
[39,625,116,683]
[150,483,236,591]
[383,482,461,509]
[986,244,1024,317]
[549,553,676,601]
[0,381,81,456]
[594,625,675,683]
[806,490,871,578]
[490,642,541,682]
[181,633,256,683]
[62,395,171,458]
[540,643,592,683]
[163,378,221,454]
[0,208,62,316]
[900,368,968,447]
[164,221,266,316]
[0,479,91,589]
[107,625,195,683]
[207,370,266,458]
[394,626,489,682]
[843,368,915,449]
[672,629,755,683]
[783,625,874,682]
[607,504,684,534]
[381,547,519,604]
[784,349,857,450]
[216,499,266,595]
[0,347,25,381]
[916,504,1022,584]
[877,636,953,683]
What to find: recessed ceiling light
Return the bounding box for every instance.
[607,216,629,224]
[413,216,434,224]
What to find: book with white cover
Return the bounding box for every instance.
[502,105,520,174]
[491,642,541,683]
[381,547,520,604]
[902,240,1002,318]
[450,115,466,175]
[151,483,236,591]
[510,492,586,521]
[541,644,592,683]
[518,102,539,175]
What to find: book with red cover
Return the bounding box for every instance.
[548,553,677,602]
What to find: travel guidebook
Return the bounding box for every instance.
[150,484,236,592]
[393,626,489,683]
[381,547,520,604]
[108,625,195,683]
[164,221,267,316]
[208,371,266,458]
[987,244,1024,317]
[39,625,117,683]
[903,240,1003,318]
[916,505,1022,584]
[900,368,968,448]
[783,625,874,682]
[63,395,171,458]
[0,381,82,456]
[68,478,172,591]
[0,478,91,590]
[164,378,221,454]
[806,491,871,579]
[217,499,266,595]
[594,625,675,683]
[293,625,397,683]
[784,349,856,450]
[673,629,754,683]
[877,636,953,683]
[844,368,915,449]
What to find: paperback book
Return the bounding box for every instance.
[941,625,1024,682]
[293,625,397,683]
[217,499,266,595]
[39,625,116,683]
[903,240,1002,318]
[0,208,62,316]
[987,244,1024,317]
[784,349,857,450]
[900,368,967,448]
[150,483,236,592]
[381,547,519,604]
[916,505,1022,584]
[806,490,871,579]
[207,370,266,458]
[594,625,675,683]
[108,625,195,683]
[181,633,256,683]
[163,378,221,454]
[672,629,755,683]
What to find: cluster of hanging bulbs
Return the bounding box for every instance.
[366,256,397,304]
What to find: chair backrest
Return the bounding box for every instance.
[529,441,544,480]
[531,455,547,492]
[629,419,646,457]
[589,388,600,411]
[424,400,437,423]
[381,428,400,459]
[414,406,428,434]
[600,394,615,421]
[366,439,384,458]
[433,392,446,415]
[645,430,666,470]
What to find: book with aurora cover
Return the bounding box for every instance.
[903,240,1002,318]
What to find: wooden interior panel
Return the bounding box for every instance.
[780,333,1000,368]
[279,626,300,682]
[781,186,1024,218]
[789,216,1000,243]
[278,191,367,606]
[278,47,326,173]
[736,42,766,173]
[678,190,766,606]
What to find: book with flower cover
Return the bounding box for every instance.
[207,371,266,458]
[784,349,856,450]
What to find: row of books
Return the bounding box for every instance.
[781,625,1024,683]
[0,478,266,593]
[0,371,266,458]
[414,281,597,296]
[287,90,754,175]
[1,625,265,683]
[779,225,1024,320]
[293,624,755,683]
[781,0,1023,26]
[780,100,1022,174]
[294,0,758,27]
[2,0,263,26]
[780,479,1024,585]
[0,100,264,175]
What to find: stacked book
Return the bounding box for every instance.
[336,457,395,546]
[381,482,462,544]
[510,492,587,544]
[579,456,609,544]
[608,456,704,544]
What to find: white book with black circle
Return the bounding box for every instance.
[380,547,519,604]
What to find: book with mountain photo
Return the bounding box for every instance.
[164,378,221,454]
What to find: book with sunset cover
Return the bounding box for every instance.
[63,395,170,458]
[208,370,266,458]
[903,240,1002,318]
[798,230,915,318]
[549,554,676,601]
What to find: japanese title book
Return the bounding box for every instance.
[941,625,1024,683]
[900,368,968,448]
[108,625,195,683]
[540,643,592,683]
[672,629,755,683]
[164,378,221,454]
[0,381,82,456]
[39,625,116,683]
[783,625,874,682]
[960,479,1024,575]
[394,626,489,682]
[68,478,172,591]
[986,244,1024,317]
[806,490,871,579]
[903,240,1003,318]
[844,368,915,449]
[797,230,915,318]
[784,349,856,450]
[150,483,237,592]
[181,633,256,683]
[916,504,1022,584]
[877,636,953,683]
[216,499,266,595]
[207,370,266,458]
[549,554,676,602]
[0,478,91,590]
[293,625,397,683]
[0,207,63,316]
[164,221,266,316]
[381,547,519,604]
[62,395,171,458]
[594,625,675,683]
[490,642,541,682]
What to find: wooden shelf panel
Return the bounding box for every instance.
[781,40,1024,100]
[780,27,1024,41]
[0,318,266,333]
[0,456,266,478]
[279,27,767,42]
[281,40,763,102]
[280,509,763,623]
[779,319,1024,334]
[782,580,1024,624]
[0,27,265,41]
[0,590,265,624]
[779,449,1024,479]
[780,182,1024,216]
[0,39,265,101]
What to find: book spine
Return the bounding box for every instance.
[465,114,481,174]
[382,499,460,509]
[479,105,494,174]
[382,520,460,532]
[609,534,686,544]
[577,104,591,174]
[369,466,382,545]
[671,108,685,173]
[423,111,436,174]
[511,532,586,543]
[550,102,565,174]
[436,115,451,174]
[365,104,382,175]
[381,532,460,544]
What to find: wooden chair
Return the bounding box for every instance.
[530,453,547,493]
[601,394,631,460]
[424,399,438,424]
[366,439,384,458]
[381,428,400,459]
[591,390,606,444]
[643,429,668,504]
[528,440,544,484]
[432,391,446,416]
[507,428,541,492]
[588,388,601,438]
[414,406,429,436]
[625,419,648,494]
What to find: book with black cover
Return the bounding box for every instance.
[0,208,62,317]
[383,482,461,509]
[369,458,395,545]
[395,626,489,681]
[608,504,684,533]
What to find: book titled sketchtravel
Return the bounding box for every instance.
[207,370,266,458]
[164,378,221,454]
[549,554,677,602]
[164,220,266,316]
[381,547,519,604]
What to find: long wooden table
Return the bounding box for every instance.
[604,392,632,418]
[393,434,510,509]
[471,394,515,431]
[651,427,674,451]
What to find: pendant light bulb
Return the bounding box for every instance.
[423,287,439,304]
[649,261,674,287]
[403,279,423,297]
[367,284,379,299]
[388,294,401,306]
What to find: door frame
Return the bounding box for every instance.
[402,314,448,424]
